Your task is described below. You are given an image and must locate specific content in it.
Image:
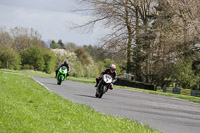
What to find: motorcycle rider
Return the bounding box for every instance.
[55,61,70,77]
[95,64,117,90]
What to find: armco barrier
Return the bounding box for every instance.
[114,78,155,91]
[172,88,181,94]
[191,90,200,97]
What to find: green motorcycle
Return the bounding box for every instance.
[57,66,68,85]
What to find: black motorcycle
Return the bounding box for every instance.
[95,74,113,98]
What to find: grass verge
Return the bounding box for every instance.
[0,69,54,78]
[0,72,159,133]
[117,86,200,104]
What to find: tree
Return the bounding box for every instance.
[83,44,107,61]
[0,27,13,48]
[50,40,59,49]
[149,0,200,87]
[142,0,176,86]
[75,0,138,73]
[74,48,92,65]
[75,0,200,88]
[66,42,78,50]
[171,57,199,89]
[10,27,46,51]
[167,0,200,56]
[57,39,65,49]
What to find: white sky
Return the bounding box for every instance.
[0,0,108,45]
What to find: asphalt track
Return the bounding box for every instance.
[33,76,200,133]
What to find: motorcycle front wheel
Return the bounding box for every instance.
[57,75,63,85]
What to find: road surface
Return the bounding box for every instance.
[33,76,200,133]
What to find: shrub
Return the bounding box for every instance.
[74,48,92,65]
[52,49,99,78]
[12,53,21,70]
[43,50,56,74]
[0,46,21,70]
[84,64,99,78]
[52,49,81,76]
[22,64,34,70]
[21,45,45,71]
[171,57,199,89]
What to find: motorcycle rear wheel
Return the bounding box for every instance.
[95,92,99,97]
[95,81,104,98]
[98,85,104,98]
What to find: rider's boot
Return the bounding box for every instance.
[95,81,99,87]
[109,83,113,90]
[95,78,99,87]
[55,70,58,78]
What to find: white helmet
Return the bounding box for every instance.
[110,64,116,73]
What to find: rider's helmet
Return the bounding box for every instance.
[64,61,68,65]
[110,64,116,73]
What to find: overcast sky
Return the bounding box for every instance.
[0,0,107,45]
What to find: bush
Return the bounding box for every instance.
[73,61,85,77]
[21,45,45,71]
[43,50,56,74]
[52,49,123,78]
[171,57,199,89]
[22,64,34,70]
[51,49,80,75]
[52,49,99,78]
[0,46,21,70]
[13,53,21,70]
[74,48,92,65]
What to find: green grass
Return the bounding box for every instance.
[0,72,159,133]
[68,76,95,84]
[0,69,54,78]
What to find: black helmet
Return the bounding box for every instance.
[64,61,68,65]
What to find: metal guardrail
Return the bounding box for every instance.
[163,87,200,97]
[191,90,200,97]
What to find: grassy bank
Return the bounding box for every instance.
[0,72,159,133]
[0,69,54,78]
[118,86,200,104]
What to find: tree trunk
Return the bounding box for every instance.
[135,5,142,81]
[125,0,133,73]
